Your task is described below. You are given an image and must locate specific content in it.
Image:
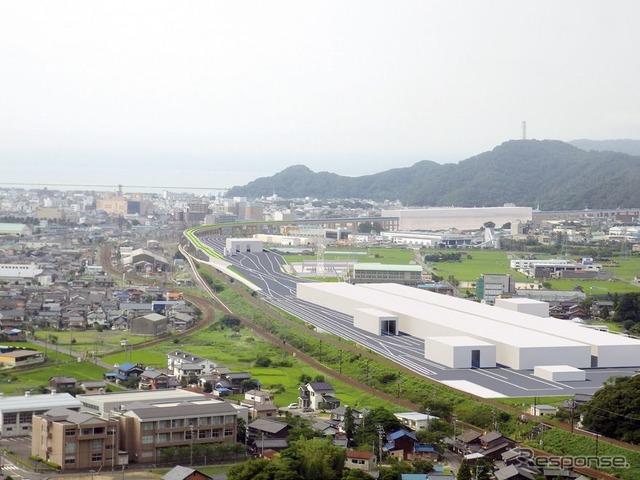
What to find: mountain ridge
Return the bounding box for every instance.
[226,140,640,210]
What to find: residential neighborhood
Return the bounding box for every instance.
[0,186,639,480]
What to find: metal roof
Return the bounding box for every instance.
[353,263,422,272]
[364,282,640,349]
[125,401,236,420]
[0,392,82,413]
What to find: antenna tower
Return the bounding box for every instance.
[522,121,527,140]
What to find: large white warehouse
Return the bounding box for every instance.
[362,283,640,368]
[380,206,533,231]
[297,282,591,370]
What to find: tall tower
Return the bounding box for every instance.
[522,121,527,140]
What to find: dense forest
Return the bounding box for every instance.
[226,140,640,210]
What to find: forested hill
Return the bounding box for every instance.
[226,140,640,210]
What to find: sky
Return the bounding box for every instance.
[1,1,639,192]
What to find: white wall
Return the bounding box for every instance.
[495,298,549,317]
[297,283,592,370]
[424,337,496,368]
[353,308,398,336]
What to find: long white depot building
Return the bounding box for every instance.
[297,283,592,370]
[380,206,533,231]
[362,283,640,368]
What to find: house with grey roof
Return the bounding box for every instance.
[161,465,213,480]
[299,382,341,411]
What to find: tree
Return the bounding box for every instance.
[613,293,639,323]
[254,355,272,367]
[581,375,640,443]
[227,458,271,480]
[342,469,375,480]
[241,379,260,392]
[357,222,373,234]
[457,458,472,480]
[220,314,242,329]
[236,417,247,445]
[343,407,356,446]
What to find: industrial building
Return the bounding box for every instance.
[224,238,264,256]
[347,263,423,285]
[475,274,516,304]
[297,283,592,370]
[381,206,532,231]
[361,283,640,368]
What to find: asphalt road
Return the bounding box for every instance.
[199,235,637,398]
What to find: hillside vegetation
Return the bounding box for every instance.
[227,139,640,209]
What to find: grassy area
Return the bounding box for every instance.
[423,250,528,281]
[422,249,640,295]
[496,396,572,410]
[605,255,640,282]
[33,329,152,355]
[0,359,110,395]
[546,278,640,294]
[283,247,417,266]
[104,323,406,411]
[524,427,640,480]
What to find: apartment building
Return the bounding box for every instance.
[32,408,121,471]
[117,400,238,464]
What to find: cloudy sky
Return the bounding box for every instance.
[1,1,639,191]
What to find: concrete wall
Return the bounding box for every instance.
[353,308,398,336]
[533,365,586,382]
[495,298,549,317]
[424,337,496,368]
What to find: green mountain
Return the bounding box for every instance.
[226,140,640,210]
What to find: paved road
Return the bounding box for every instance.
[199,235,637,398]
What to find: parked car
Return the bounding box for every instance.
[287,403,299,409]
[302,407,314,413]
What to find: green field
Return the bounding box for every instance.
[0,343,111,395]
[284,247,417,266]
[605,255,640,282]
[33,329,153,356]
[102,324,405,411]
[546,278,640,294]
[423,250,526,281]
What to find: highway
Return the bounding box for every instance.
[198,235,636,398]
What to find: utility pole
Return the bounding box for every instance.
[190,424,194,465]
[376,425,385,464]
